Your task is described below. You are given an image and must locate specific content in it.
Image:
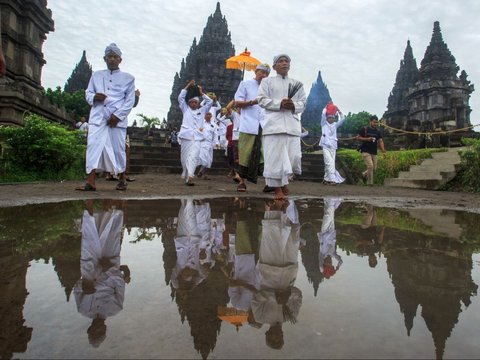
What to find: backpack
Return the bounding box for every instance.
[356,126,368,152]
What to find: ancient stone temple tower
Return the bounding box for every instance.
[384,22,475,148]
[0,0,72,126]
[64,50,92,93]
[166,2,242,128]
[383,40,419,131]
[300,71,332,131]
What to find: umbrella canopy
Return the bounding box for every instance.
[226,48,261,79]
[217,306,248,331]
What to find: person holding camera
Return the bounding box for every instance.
[357,115,386,185]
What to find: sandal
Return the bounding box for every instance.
[263,185,275,193]
[236,183,247,192]
[75,183,96,191]
[116,181,127,191]
[186,177,195,186]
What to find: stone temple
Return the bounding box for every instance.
[383,21,475,149]
[0,0,73,127]
[166,2,242,128]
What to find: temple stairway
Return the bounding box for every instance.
[384,147,464,190]
[128,128,326,181]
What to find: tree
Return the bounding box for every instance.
[44,86,90,122]
[340,111,373,135]
[136,113,161,136]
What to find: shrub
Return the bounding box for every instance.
[338,148,442,185]
[0,114,85,181]
[457,138,480,193]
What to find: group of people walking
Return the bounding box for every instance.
[178,53,308,200]
[75,43,386,195]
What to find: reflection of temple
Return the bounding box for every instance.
[172,271,229,360]
[0,249,32,359]
[383,21,475,149]
[384,233,478,359]
[299,222,323,296]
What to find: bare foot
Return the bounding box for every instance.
[274,187,286,200]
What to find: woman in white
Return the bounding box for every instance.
[178,80,212,186]
[197,112,217,179]
[320,102,346,185]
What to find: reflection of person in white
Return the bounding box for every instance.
[318,198,343,279]
[320,101,346,185]
[251,200,303,350]
[171,199,211,292]
[74,200,130,348]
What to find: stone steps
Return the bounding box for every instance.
[384,147,464,190]
[128,133,326,181]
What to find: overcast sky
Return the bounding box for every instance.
[41,0,480,127]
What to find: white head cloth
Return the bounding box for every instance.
[273,54,291,65]
[255,63,271,74]
[189,96,200,102]
[105,43,122,57]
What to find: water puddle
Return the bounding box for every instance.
[1,197,479,359]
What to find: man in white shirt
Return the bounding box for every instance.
[76,43,135,192]
[257,54,307,200]
[234,63,270,192]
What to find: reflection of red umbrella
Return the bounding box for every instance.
[217,306,248,331]
[226,48,261,79]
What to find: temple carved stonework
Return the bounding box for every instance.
[166,2,242,128]
[0,0,73,126]
[383,22,475,148]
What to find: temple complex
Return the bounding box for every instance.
[166,2,242,128]
[0,0,72,127]
[383,22,475,148]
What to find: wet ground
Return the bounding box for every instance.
[1,196,480,359]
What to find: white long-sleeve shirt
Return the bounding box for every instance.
[257,74,307,136]
[319,109,346,150]
[234,78,264,135]
[178,89,213,141]
[85,69,135,128]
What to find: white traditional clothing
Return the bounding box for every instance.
[171,199,210,289]
[251,203,302,325]
[198,119,216,169]
[215,113,229,150]
[317,198,343,274]
[178,89,213,181]
[235,78,264,135]
[320,108,346,183]
[257,74,306,187]
[85,68,135,175]
[74,207,126,320]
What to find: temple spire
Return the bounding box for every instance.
[419,21,459,81]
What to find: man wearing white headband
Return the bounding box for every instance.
[76,43,135,192]
[177,79,213,186]
[233,62,271,193]
[257,54,307,200]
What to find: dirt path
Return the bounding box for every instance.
[1,173,479,212]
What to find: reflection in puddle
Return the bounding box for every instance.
[0,197,479,359]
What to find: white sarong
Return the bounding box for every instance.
[86,124,126,175]
[263,134,301,187]
[322,148,345,183]
[180,139,201,180]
